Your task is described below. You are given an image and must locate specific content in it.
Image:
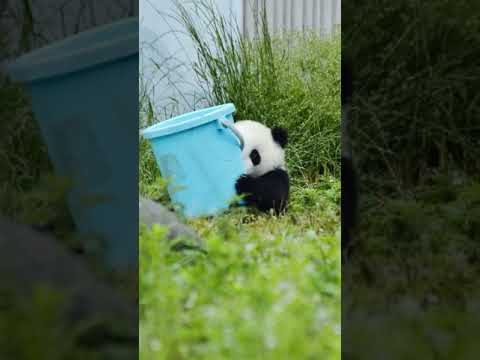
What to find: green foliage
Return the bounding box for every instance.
[0,285,136,360]
[140,178,340,360]
[340,2,480,358]
[17,174,74,233]
[344,298,480,360]
[343,176,480,359]
[0,75,52,217]
[140,3,341,358]
[174,0,340,179]
[0,286,79,360]
[346,177,480,302]
[139,137,164,199]
[343,0,480,189]
[140,0,341,199]
[342,0,480,322]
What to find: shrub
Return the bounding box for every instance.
[171,1,340,180]
[343,0,480,190]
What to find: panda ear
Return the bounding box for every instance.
[271,127,288,148]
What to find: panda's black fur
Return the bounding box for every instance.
[341,61,358,250]
[234,122,290,215]
[236,168,289,214]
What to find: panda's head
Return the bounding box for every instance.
[234,120,288,177]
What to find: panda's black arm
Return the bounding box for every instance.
[236,169,290,214]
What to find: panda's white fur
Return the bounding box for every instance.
[234,120,286,177]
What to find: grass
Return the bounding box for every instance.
[0,2,341,357]
[142,0,340,180]
[0,285,137,360]
[343,0,480,298]
[0,75,53,217]
[140,179,340,359]
[342,0,480,358]
[343,176,480,359]
[140,1,340,359]
[344,0,480,189]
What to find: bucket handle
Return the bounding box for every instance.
[219,119,244,150]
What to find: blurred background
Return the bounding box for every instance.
[1,2,139,359]
[1,0,137,59]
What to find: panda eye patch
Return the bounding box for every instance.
[250,149,261,166]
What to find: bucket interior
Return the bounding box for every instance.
[16,18,137,63]
[6,17,138,83]
[142,103,235,139]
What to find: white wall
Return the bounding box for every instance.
[139,0,243,122]
[140,0,341,123]
[243,0,341,37]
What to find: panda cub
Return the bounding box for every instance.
[233,120,290,214]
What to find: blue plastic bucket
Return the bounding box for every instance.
[142,104,245,217]
[5,18,139,268]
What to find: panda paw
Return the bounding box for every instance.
[235,174,255,195]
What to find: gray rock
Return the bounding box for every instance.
[0,216,137,348]
[139,196,203,250]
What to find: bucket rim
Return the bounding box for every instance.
[141,103,236,139]
[5,17,138,83]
